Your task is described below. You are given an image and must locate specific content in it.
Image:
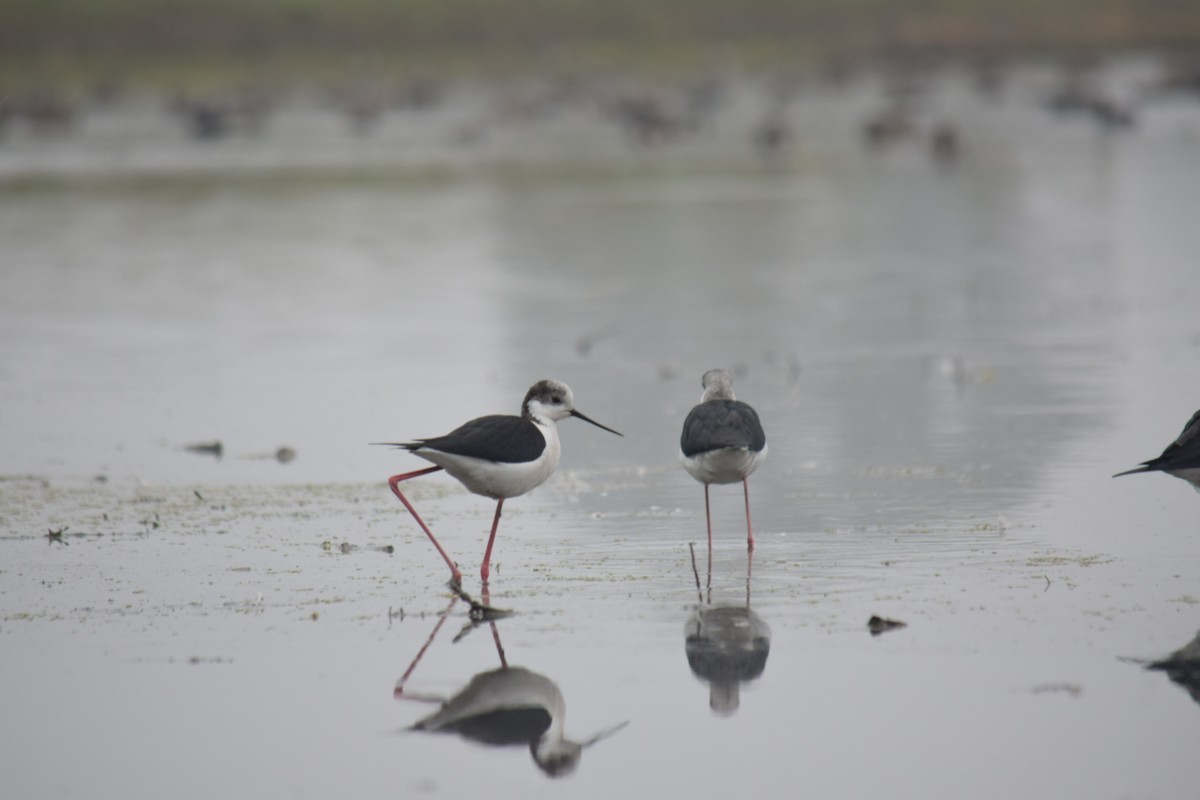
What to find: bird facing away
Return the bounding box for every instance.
[1114,409,1200,491]
[680,369,767,552]
[378,380,622,586]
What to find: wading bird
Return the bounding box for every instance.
[379,380,621,585]
[680,369,767,552]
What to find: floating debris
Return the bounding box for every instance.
[40,526,110,544]
[450,583,513,622]
[867,615,907,636]
[184,440,223,460]
[241,446,297,463]
[321,540,392,554]
[1031,683,1083,698]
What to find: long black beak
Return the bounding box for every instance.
[582,720,630,747]
[570,409,623,436]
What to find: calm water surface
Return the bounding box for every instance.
[2,61,1199,798]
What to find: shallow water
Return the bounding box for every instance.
[2,60,1200,798]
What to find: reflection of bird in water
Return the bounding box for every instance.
[683,539,771,717]
[410,666,626,777]
[1147,629,1200,706]
[395,591,626,778]
[377,380,621,586]
[685,606,771,717]
[1113,409,1200,491]
[681,369,767,554]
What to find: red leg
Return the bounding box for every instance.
[480,498,504,585]
[387,466,463,586]
[700,482,710,594]
[742,477,755,551]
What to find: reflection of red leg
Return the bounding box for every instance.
[490,621,508,669]
[387,466,462,585]
[477,585,508,669]
[742,477,755,551]
[480,498,504,585]
[700,482,710,599]
[746,538,754,609]
[394,594,458,699]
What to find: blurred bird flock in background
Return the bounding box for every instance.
[3,0,1200,150]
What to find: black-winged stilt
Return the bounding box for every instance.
[378,379,621,586]
[680,369,767,552]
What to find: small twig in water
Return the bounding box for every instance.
[687,542,704,603]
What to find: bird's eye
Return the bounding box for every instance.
[552,396,563,404]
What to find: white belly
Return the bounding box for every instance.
[682,444,767,485]
[416,427,561,500]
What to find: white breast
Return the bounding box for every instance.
[418,423,561,499]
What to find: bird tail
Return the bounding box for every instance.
[1112,464,1154,478]
[371,441,421,451]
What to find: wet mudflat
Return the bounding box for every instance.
[3,59,1200,798]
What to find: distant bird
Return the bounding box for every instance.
[862,104,913,149]
[930,122,961,162]
[680,369,767,551]
[1114,410,1200,490]
[378,380,621,585]
[752,109,793,162]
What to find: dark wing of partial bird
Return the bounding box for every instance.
[386,415,545,464]
[415,707,552,746]
[681,400,766,457]
[1114,409,1200,476]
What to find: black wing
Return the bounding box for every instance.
[1115,409,1200,476]
[406,414,546,464]
[681,400,766,457]
[1145,409,1200,471]
[418,707,552,746]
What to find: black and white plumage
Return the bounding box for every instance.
[1114,409,1200,491]
[379,379,622,585]
[680,369,767,551]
